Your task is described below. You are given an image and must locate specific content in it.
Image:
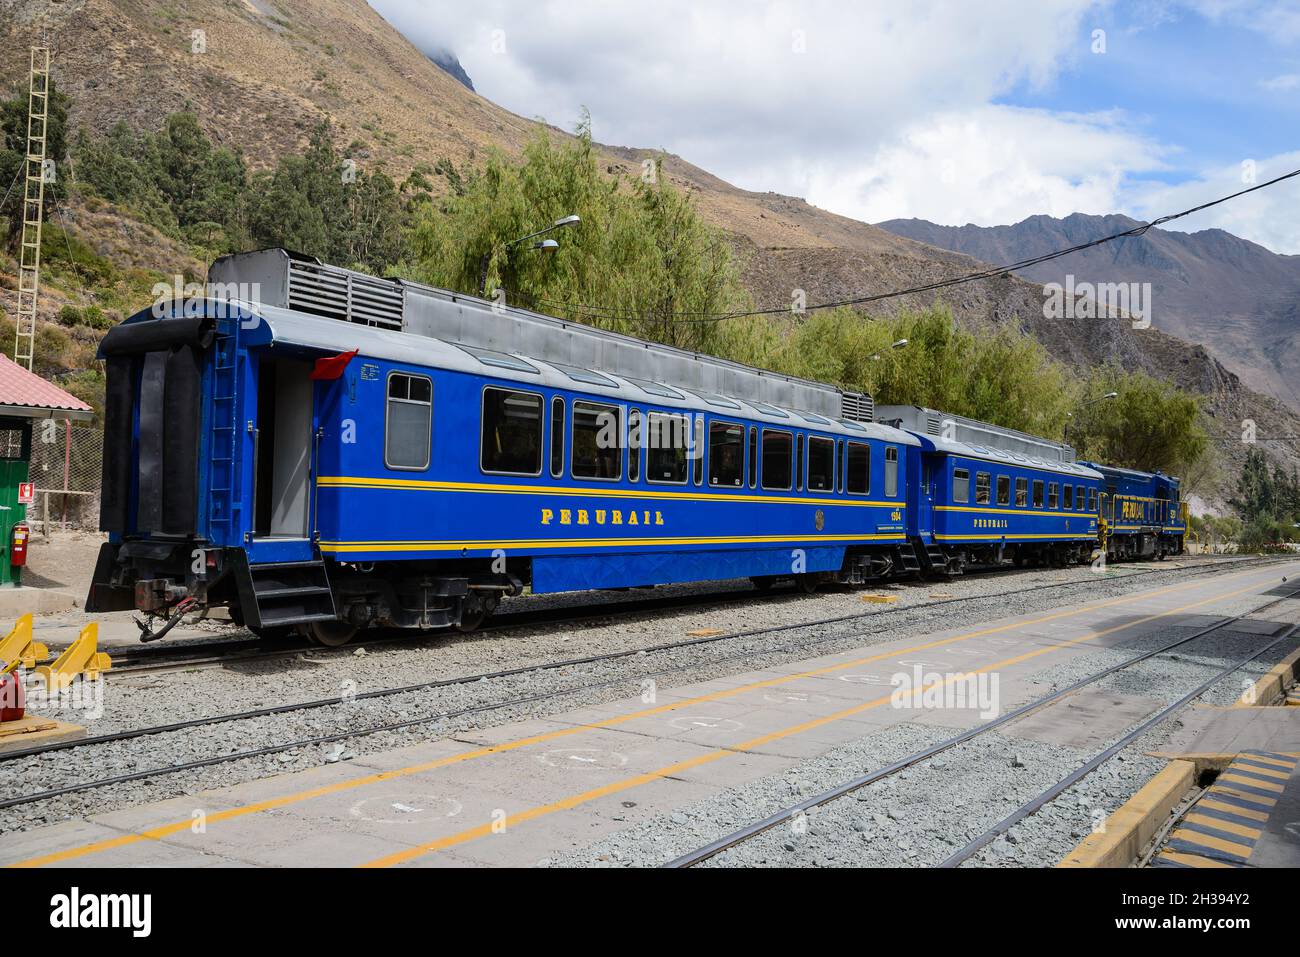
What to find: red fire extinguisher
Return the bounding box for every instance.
[0,670,23,722]
[10,522,28,568]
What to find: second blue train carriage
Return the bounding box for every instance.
[878,406,1103,573]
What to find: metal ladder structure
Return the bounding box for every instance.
[206,319,242,544]
[14,46,51,371]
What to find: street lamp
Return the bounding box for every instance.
[1065,392,1119,445]
[870,339,910,361]
[479,215,581,296]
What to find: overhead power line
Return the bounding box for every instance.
[514,165,1300,326]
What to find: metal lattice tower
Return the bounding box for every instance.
[14,46,50,371]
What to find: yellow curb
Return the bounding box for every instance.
[1236,645,1300,707]
[1058,761,1196,868]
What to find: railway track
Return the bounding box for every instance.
[97,554,1265,676]
[663,583,1300,868]
[0,555,1280,813]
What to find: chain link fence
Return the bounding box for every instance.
[29,423,102,533]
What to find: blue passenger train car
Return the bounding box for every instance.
[878,407,1102,573]
[86,250,919,644]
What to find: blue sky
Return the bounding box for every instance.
[372,0,1300,253]
[1005,2,1300,178]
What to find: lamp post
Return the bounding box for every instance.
[1065,391,1118,447]
[479,215,581,297]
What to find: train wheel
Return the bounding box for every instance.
[308,621,358,647]
[456,607,489,633]
[796,574,821,595]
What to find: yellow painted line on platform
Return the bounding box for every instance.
[360,570,1290,868]
[1183,813,1262,841]
[1155,850,1234,869]
[8,563,1287,869]
[1239,753,1296,770]
[1168,828,1254,859]
[1218,773,1285,794]
[1236,645,1300,707]
[1199,798,1270,823]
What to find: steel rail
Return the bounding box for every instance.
[665,585,1300,868]
[0,559,1281,813]
[939,618,1299,867]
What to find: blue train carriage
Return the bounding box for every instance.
[876,406,1103,574]
[86,249,918,645]
[1081,463,1187,561]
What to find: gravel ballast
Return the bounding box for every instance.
[2,557,1292,845]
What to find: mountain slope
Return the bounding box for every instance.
[3,0,1298,501]
[878,214,1300,408]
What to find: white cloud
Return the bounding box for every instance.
[812,106,1170,227]
[369,0,1297,253]
[1126,152,1300,254]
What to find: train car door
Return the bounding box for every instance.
[917,454,935,539]
[251,358,316,560]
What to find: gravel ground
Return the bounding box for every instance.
[1,557,1290,839]
[543,581,1300,868]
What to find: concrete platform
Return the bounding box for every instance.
[5,559,1298,869]
[0,587,78,617]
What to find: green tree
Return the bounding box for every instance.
[769,307,1078,438]
[402,119,747,353]
[1069,366,1208,474]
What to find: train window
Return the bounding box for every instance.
[885,446,899,497]
[1032,480,1045,508]
[976,472,991,505]
[748,427,758,489]
[385,373,432,471]
[694,416,705,486]
[953,468,970,504]
[997,476,1011,506]
[1088,488,1098,512]
[1063,484,1073,510]
[628,410,642,483]
[836,441,845,494]
[796,435,805,491]
[481,387,543,477]
[1077,485,1086,510]
[1049,483,1059,509]
[1015,478,1029,507]
[709,421,744,488]
[647,412,689,484]
[808,437,835,491]
[549,397,564,479]
[761,430,793,491]
[571,401,622,481]
[846,442,870,495]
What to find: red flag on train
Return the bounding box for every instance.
[309,350,359,381]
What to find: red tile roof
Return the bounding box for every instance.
[0,354,93,415]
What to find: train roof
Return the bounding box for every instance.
[206,248,875,426]
[875,405,1101,479]
[909,433,1104,479]
[1080,462,1180,484]
[115,299,920,445]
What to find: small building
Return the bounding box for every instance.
[0,355,94,586]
